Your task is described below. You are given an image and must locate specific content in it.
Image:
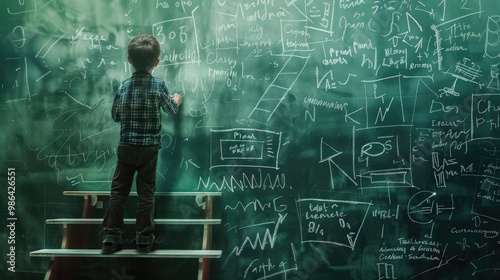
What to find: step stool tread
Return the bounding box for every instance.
[63,191,222,197]
[30,249,222,258]
[46,218,221,225]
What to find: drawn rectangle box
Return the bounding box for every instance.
[370,170,409,184]
[305,0,335,34]
[281,20,309,52]
[210,128,281,170]
[355,125,413,189]
[152,16,200,66]
[296,198,371,250]
[481,178,494,191]
[471,94,500,140]
[473,177,500,222]
[216,12,238,50]
[220,139,264,160]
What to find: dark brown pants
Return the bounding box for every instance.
[102,144,159,237]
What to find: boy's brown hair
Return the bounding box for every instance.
[127,34,161,72]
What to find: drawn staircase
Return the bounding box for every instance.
[247,53,310,124]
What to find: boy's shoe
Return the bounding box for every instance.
[102,231,122,254]
[136,234,156,252]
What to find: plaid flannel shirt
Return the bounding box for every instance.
[112,72,179,146]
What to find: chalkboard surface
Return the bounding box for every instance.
[1,0,500,279]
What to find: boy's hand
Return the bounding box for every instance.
[172,93,183,105]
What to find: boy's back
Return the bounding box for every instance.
[112,72,179,146]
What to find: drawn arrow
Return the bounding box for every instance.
[320,137,341,163]
[344,107,364,125]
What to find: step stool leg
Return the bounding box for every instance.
[199,196,214,280]
[48,195,97,280]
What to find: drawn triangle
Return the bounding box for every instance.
[320,138,342,163]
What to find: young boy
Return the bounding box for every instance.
[102,34,182,253]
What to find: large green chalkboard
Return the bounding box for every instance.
[2,0,500,279]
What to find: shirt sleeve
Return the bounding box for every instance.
[111,90,121,122]
[158,81,179,115]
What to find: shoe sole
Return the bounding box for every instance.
[102,245,122,254]
[137,245,156,252]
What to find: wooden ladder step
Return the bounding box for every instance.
[30,249,222,259]
[47,218,221,225]
[63,191,222,197]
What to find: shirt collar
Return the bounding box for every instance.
[132,71,152,76]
